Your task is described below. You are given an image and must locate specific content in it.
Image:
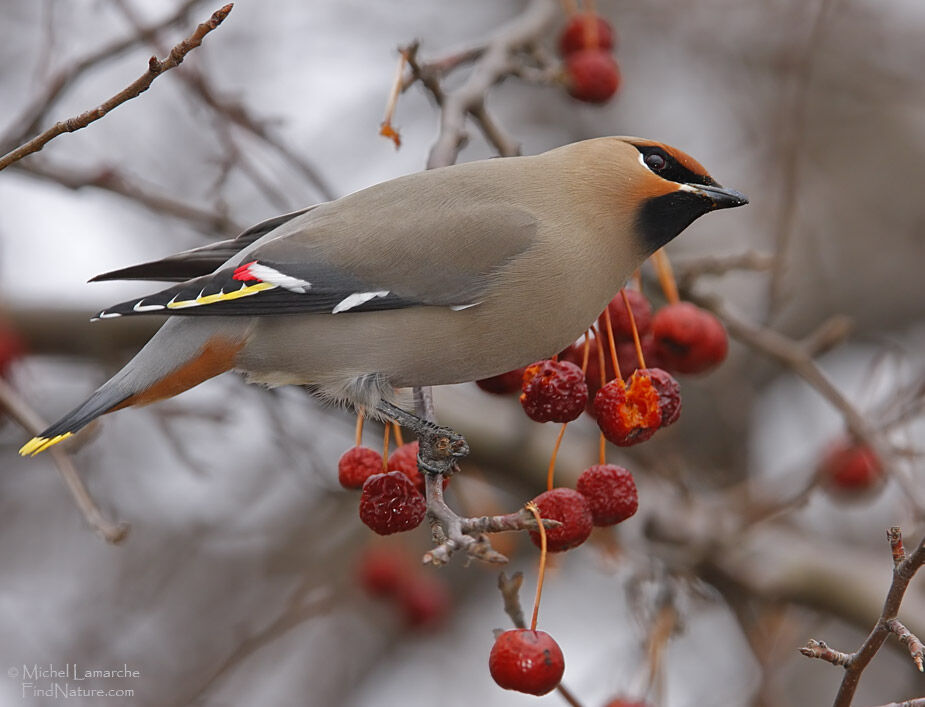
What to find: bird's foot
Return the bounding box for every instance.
[376,400,559,566]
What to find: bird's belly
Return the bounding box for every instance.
[238,300,604,393]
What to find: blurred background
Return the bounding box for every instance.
[1,0,923,705]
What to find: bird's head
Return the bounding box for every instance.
[608,137,748,254]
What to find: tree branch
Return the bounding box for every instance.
[0,3,233,172]
[0,378,128,543]
[798,528,925,707]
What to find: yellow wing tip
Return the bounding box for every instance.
[19,432,73,456]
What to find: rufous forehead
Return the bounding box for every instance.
[628,138,711,180]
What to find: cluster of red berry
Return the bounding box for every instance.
[357,545,451,630]
[487,465,638,694]
[560,11,621,104]
[528,464,638,552]
[479,291,727,446]
[339,440,446,535]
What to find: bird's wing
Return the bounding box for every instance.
[91,201,537,319]
[89,207,315,282]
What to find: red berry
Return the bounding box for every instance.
[388,441,449,494]
[598,290,653,342]
[576,465,638,526]
[652,302,728,374]
[357,545,409,598]
[614,334,663,379]
[489,629,565,696]
[529,488,593,552]
[338,446,383,489]
[637,367,681,427]
[818,440,885,497]
[604,699,651,707]
[359,472,426,535]
[594,373,662,446]
[476,368,526,395]
[0,319,26,379]
[559,13,615,56]
[566,50,621,104]
[520,359,588,423]
[397,573,452,630]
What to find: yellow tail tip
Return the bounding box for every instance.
[19,432,73,456]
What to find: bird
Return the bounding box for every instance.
[19,136,747,456]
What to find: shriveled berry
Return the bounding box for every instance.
[338,446,383,489]
[388,441,448,494]
[576,464,638,526]
[529,487,593,552]
[357,545,409,597]
[489,629,565,696]
[636,367,681,426]
[398,573,452,630]
[566,50,621,104]
[652,302,728,374]
[818,439,885,498]
[598,290,653,342]
[520,359,588,423]
[594,373,661,446]
[559,13,615,56]
[359,472,426,535]
[476,368,526,395]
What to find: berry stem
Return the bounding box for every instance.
[652,248,680,305]
[355,411,364,448]
[593,324,607,388]
[546,423,568,491]
[524,501,548,632]
[382,422,391,472]
[599,432,606,466]
[583,7,598,50]
[379,49,408,148]
[602,304,622,379]
[621,288,647,369]
[392,422,404,448]
[633,268,643,292]
[580,330,592,373]
[559,0,578,16]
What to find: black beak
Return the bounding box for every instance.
[687,183,749,210]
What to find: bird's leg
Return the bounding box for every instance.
[375,398,558,566]
[375,399,468,475]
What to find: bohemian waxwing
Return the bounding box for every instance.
[20,136,746,455]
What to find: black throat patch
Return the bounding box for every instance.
[637,190,713,253]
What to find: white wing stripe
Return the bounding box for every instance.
[247,263,311,293]
[332,291,390,314]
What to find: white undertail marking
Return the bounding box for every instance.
[332,291,390,314]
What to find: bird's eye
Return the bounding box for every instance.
[645,153,667,172]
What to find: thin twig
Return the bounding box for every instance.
[798,529,925,707]
[0,4,234,172]
[0,0,205,153]
[0,379,129,543]
[687,290,925,514]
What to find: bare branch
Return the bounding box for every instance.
[798,528,925,707]
[113,0,335,202]
[0,0,205,152]
[686,289,925,514]
[0,3,233,172]
[0,379,128,543]
[15,159,243,234]
[413,0,558,167]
